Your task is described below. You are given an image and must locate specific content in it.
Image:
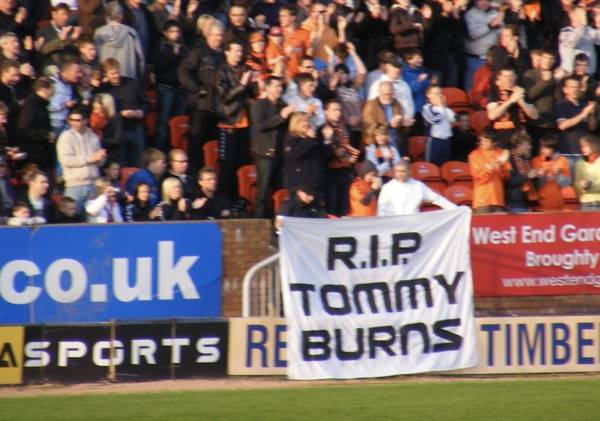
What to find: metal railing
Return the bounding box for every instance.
[242,252,282,317]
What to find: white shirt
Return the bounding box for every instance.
[368,74,415,118]
[377,178,456,216]
[85,195,124,224]
[284,94,325,128]
[421,104,456,140]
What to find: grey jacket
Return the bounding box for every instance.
[94,22,145,79]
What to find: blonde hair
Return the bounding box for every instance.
[196,14,217,36]
[288,112,311,137]
[93,177,111,198]
[92,93,116,119]
[161,177,182,202]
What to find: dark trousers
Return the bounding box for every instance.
[325,168,353,217]
[254,156,283,218]
[188,109,218,175]
[123,123,145,167]
[155,84,187,153]
[218,126,250,203]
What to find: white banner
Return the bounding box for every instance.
[280,207,477,380]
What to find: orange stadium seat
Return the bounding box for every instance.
[442,87,471,113]
[237,164,257,209]
[441,160,473,187]
[411,162,447,193]
[203,140,219,170]
[469,110,490,136]
[120,167,139,190]
[272,188,289,215]
[169,115,189,150]
[443,185,473,206]
[144,110,157,138]
[562,186,579,211]
[408,136,428,162]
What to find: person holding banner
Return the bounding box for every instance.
[376,160,456,216]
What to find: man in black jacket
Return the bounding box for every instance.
[178,20,225,174]
[18,170,56,223]
[250,76,295,218]
[215,39,255,204]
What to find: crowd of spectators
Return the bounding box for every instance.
[1,0,600,226]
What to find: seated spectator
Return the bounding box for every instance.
[55,196,84,223]
[468,128,511,213]
[190,166,231,220]
[17,170,55,223]
[505,132,538,213]
[555,76,596,156]
[530,135,571,211]
[158,177,190,221]
[125,181,162,222]
[487,66,538,148]
[163,148,196,200]
[377,160,456,216]
[348,160,381,217]
[7,201,46,226]
[17,76,55,175]
[365,124,401,181]
[575,134,600,211]
[85,176,123,223]
[89,93,124,165]
[422,85,456,166]
[125,148,166,207]
[102,159,127,207]
[450,111,478,162]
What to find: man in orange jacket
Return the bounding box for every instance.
[468,128,511,213]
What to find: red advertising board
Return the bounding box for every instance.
[471,212,600,296]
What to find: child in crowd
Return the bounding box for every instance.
[365,125,401,182]
[422,86,455,166]
[530,135,570,211]
[7,202,46,226]
[85,177,123,223]
[55,196,84,223]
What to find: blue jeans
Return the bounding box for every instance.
[65,184,95,216]
[123,124,145,167]
[426,137,450,167]
[155,84,187,153]
[464,56,486,92]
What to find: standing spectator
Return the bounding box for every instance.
[35,3,82,68]
[301,2,340,63]
[365,51,394,98]
[125,148,167,207]
[152,19,187,153]
[0,0,27,38]
[0,155,13,219]
[85,176,124,223]
[487,66,539,148]
[215,40,255,205]
[377,160,456,216]
[190,166,231,220]
[250,0,284,29]
[251,76,295,218]
[48,59,82,139]
[555,76,596,156]
[463,0,503,91]
[117,0,159,66]
[284,73,325,130]
[450,111,478,162]
[18,170,56,223]
[99,58,147,167]
[147,0,180,33]
[388,0,429,55]
[0,32,35,82]
[284,111,328,199]
[575,134,600,210]
[245,32,269,95]
[402,48,430,132]
[265,25,286,76]
[468,128,511,214]
[164,148,196,199]
[348,160,381,218]
[0,60,22,143]
[368,57,415,129]
[278,4,312,78]
[124,181,162,222]
[17,76,55,175]
[530,134,570,211]
[365,124,401,181]
[559,6,600,75]
[158,177,190,220]
[422,85,456,166]
[504,132,538,213]
[277,184,327,224]
[226,2,252,50]
[56,107,106,214]
[571,54,596,101]
[178,20,225,174]
[363,81,406,154]
[94,1,145,79]
[320,99,359,217]
[353,0,390,71]
[89,93,124,165]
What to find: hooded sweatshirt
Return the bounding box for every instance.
[94,22,146,79]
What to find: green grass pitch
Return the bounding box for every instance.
[1,378,600,421]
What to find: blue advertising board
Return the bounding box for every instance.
[0,222,222,323]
